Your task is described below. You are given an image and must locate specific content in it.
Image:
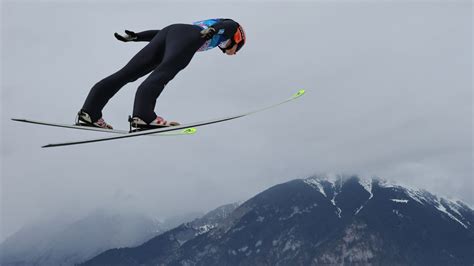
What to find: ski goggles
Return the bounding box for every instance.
[233,25,246,52]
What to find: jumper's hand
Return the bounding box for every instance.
[200,27,216,40]
[114,30,138,42]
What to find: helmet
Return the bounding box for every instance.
[219,24,246,53]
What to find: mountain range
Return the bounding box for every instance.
[81,176,474,265]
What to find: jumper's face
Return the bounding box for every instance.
[225,43,238,55]
[218,39,238,56]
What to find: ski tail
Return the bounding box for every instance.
[11,118,198,136]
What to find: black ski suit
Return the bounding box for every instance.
[81,19,240,124]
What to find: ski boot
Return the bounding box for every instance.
[129,116,180,132]
[76,110,114,129]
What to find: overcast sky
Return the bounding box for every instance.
[1,0,472,242]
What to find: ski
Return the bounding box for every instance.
[39,89,305,148]
[11,118,197,136]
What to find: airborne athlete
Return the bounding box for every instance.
[12,18,306,148]
[77,18,246,131]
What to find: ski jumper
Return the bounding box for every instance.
[81,19,240,124]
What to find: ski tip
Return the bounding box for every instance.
[182,127,197,135]
[292,89,305,99]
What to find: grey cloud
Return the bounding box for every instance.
[1,1,472,242]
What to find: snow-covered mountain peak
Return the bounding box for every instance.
[304,175,376,198]
[302,175,472,229]
[303,177,327,197]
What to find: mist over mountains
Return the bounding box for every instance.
[0,208,203,266]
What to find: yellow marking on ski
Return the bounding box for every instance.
[292,89,305,99]
[183,128,197,134]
